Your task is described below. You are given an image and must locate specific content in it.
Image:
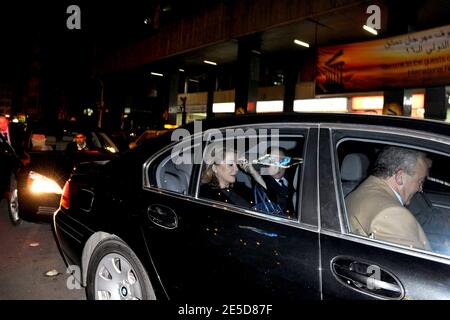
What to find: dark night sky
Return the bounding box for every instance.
[0,0,225,88]
[0,1,147,117]
[0,1,154,82]
[0,0,188,120]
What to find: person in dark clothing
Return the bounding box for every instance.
[199,147,253,208]
[0,115,29,189]
[65,132,89,153]
[262,147,295,215]
[243,147,295,216]
[0,115,28,161]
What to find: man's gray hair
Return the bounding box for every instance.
[373,146,429,178]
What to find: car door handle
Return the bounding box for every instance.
[331,257,404,299]
[146,204,178,230]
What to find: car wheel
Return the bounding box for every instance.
[7,173,21,226]
[86,238,156,300]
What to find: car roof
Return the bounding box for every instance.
[179,113,450,137]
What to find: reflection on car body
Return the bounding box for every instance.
[53,113,450,300]
[128,129,169,149]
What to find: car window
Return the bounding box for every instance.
[198,133,304,220]
[94,132,120,153]
[337,139,450,257]
[136,130,168,146]
[147,139,197,195]
[27,125,119,153]
[137,131,152,144]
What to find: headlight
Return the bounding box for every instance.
[105,146,117,153]
[27,171,63,194]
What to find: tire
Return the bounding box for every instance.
[7,173,21,226]
[86,238,156,300]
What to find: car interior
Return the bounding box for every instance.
[153,136,304,220]
[338,140,450,256]
[30,134,54,151]
[235,139,302,217]
[156,154,193,195]
[340,153,370,197]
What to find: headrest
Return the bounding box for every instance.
[31,134,46,150]
[341,153,369,182]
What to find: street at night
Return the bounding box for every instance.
[2,0,450,307]
[0,200,84,300]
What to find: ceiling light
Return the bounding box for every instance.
[213,103,235,113]
[204,60,217,66]
[179,69,185,72]
[256,101,284,113]
[294,39,310,48]
[363,25,378,35]
[294,98,348,112]
[150,72,164,77]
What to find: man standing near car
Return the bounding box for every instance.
[346,146,431,251]
[0,115,28,198]
[1,114,27,166]
[0,115,28,160]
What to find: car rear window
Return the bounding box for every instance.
[26,122,119,153]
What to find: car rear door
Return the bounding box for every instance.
[185,124,321,300]
[319,125,450,300]
[139,136,211,299]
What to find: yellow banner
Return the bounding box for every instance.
[316,25,450,93]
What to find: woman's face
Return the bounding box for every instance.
[213,151,238,188]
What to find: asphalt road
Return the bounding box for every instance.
[0,199,85,300]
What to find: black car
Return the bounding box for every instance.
[9,121,120,224]
[53,113,450,300]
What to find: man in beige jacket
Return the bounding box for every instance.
[345,146,431,251]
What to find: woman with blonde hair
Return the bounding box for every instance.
[200,145,253,207]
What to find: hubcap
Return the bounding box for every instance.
[94,253,143,300]
[9,189,19,222]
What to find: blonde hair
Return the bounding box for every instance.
[201,145,237,186]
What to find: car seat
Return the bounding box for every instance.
[161,172,186,194]
[341,153,370,197]
[156,156,192,195]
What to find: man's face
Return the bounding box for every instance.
[0,116,9,132]
[399,158,430,205]
[75,134,86,145]
[266,149,286,179]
